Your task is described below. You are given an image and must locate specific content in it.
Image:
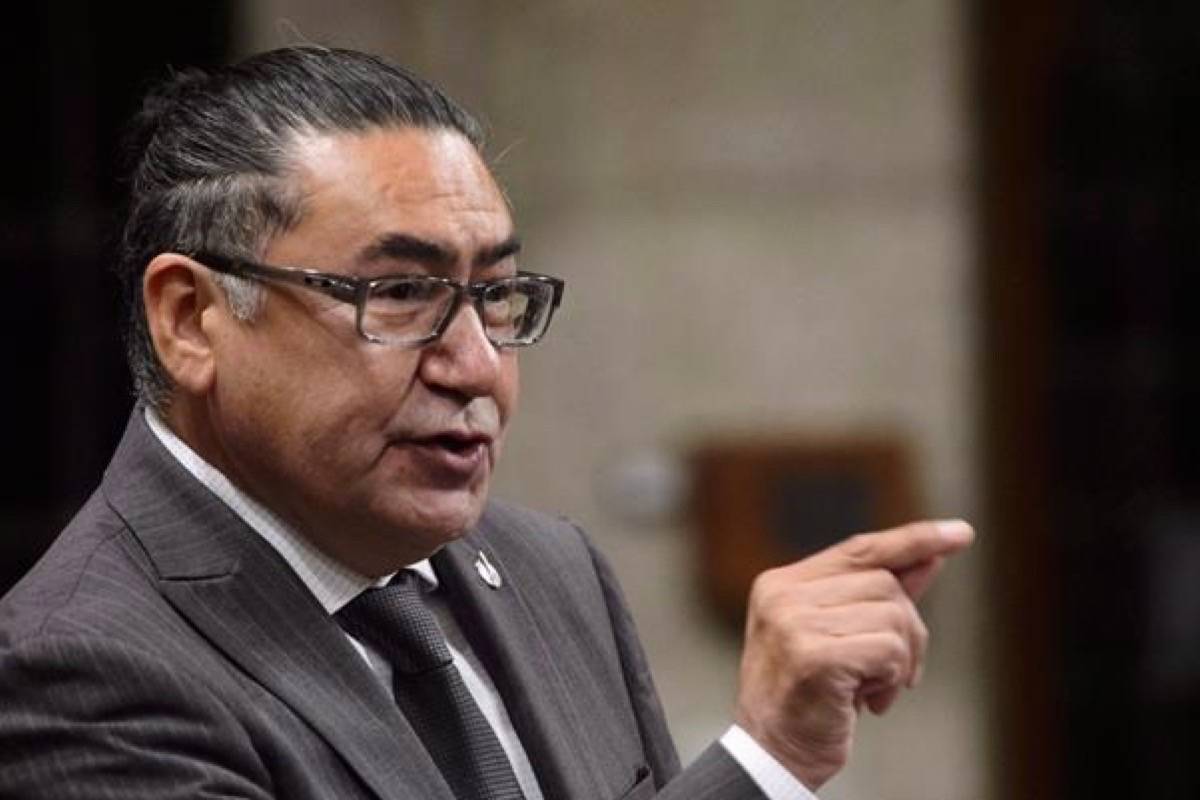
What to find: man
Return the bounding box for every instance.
[0,47,972,799]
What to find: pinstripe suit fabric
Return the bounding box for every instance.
[0,412,765,799]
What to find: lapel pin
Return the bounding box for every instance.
[474,550,503,589]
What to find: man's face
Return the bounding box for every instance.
[203,127,519,573]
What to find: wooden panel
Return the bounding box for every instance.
[691,436,921,627]
[972,0,1075,795]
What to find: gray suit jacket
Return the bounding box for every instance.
[0,413,765,800]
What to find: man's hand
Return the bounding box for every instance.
[733,519,975,791]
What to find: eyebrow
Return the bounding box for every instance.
[358,232,522,271]
[475,236,522,268]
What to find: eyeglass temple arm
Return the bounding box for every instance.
[193,252,359,304]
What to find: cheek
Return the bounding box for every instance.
[498,355,520,420]
[218,341,389,472]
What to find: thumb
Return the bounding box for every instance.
[897,555,945,601]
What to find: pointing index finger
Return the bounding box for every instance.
[805,519,975,580]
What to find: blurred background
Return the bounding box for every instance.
[3,1,1198,798]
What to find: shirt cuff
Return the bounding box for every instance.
[719,725,819,800]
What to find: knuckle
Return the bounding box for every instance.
[914,616,930,647]
[747,570,808,631]
[842,532,875,564]
[857,569,885,597]
[878,662,903,687]
[886,602,910,631]
[869,568,903,598]
[751,565,787,592]
[883,631,909,662]
[749,568,785,607]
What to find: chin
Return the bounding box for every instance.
[387,488,487,546]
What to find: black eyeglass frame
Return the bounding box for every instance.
[191,250,565,348]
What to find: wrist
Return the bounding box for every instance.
[734,712,847,791]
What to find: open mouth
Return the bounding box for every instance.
[420,433,489,453]
[400,432,492,480]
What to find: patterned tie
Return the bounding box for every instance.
[337,572,525,800]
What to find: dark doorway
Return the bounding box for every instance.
[0,3,232,594]
[978,2,1200,796]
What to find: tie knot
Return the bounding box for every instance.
[337,572,452,674]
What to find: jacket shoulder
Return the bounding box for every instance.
[0,488,159,647]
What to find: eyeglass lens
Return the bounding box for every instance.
[360,277,556,345]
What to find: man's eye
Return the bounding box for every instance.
[482,284,514,303]
[378,283,418,302]
[373,281,441,304]
[483,286,533,326]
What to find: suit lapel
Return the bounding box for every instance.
[159,551,455,800]
[101,412,454,800]
[434,536,611,800]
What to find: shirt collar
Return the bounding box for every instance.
[143,407,438,612]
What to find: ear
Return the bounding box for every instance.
[143,253,221,397]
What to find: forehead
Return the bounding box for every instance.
[273,127,512,269]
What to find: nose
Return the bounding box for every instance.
[418,302,503,398]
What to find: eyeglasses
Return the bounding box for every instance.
[192,251,564,348]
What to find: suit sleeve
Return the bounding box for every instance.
[583,536,767,800]
[0,634,273,799]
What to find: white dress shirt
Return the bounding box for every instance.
[145,408,816,800]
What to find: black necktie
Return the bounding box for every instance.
[337,572,525,800]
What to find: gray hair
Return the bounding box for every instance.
[118,46,485,410]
